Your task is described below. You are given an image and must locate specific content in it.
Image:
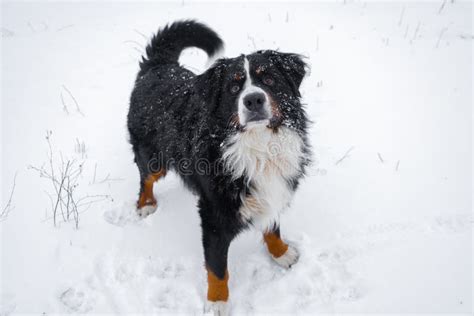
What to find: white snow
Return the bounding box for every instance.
[1,1,472,315]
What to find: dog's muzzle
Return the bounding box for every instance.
[240,91,272,125]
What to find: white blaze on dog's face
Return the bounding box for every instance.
[237,58,272,127]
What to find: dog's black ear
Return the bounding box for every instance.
[196,60,226,109]
[269,52,307,96]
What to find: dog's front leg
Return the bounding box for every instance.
[263,224,299,268]
[202,225,234,316]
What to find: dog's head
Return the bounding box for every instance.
[197,50,308,134]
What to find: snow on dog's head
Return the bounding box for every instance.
[196,50,308,134]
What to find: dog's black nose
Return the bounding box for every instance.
[243,92,266,112]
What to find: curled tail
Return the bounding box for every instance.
[139,20,224,74]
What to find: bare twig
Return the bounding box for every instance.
[95,174,125,184]
[75,138,86,158]
[1,173,18,222]
[398,7,405,27]
[438,0,447,14]
[60,91,69,114]
[436,27,448,48]
[90,163,124,184]
[30,132,110,228]
[377,152,384,163]
[92,163,97,184]
[57,24,74,32]
[61,85,84,116]
[27,21,36,33]
[41,194,110,224]
[76,194,111,208]
[133,29,148,40]
[52,160,70,226]
[412,21,421,41]
[335,146,355,165]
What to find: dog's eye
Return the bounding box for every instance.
[263,76,274,86]
[230,85,240,94]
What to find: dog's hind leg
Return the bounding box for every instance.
[263,224,299,268]
[131,142,166,217]
[136,169,166,217]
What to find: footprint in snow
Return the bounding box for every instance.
[65,235,363,314]
[59,286,96,313]
[103,201,145,227]
[230,234,362,314]
[0,294,16,315]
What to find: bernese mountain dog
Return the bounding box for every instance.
[127,20,310,314]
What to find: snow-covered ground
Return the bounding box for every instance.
[1,1,472,314]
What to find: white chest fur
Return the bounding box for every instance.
[222,124,304,230]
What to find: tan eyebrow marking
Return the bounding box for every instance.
[255,65,264,75]
[233,72,244,81]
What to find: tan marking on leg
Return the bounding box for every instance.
[137,169,166,209]
[263,232,289,258]
[207,268,229,302]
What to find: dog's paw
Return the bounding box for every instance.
[272,244,299,268]
[136,204,157,218]
[204,300,228,316]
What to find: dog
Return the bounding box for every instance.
[127,20,310,314]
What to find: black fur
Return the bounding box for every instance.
[127,21,310,282]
